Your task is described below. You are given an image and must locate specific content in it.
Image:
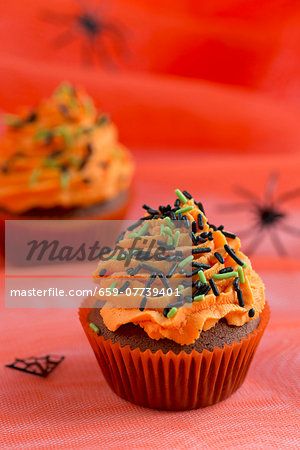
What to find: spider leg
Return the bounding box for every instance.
[52,28,77,49]
[92,33,118,70]
[277,222,300,236]
[269,227,288,256]
[276,187,300,204]
[217,202,255,213]
[243,228,265,255]
[264,172,279,203]
[233,185,260,202]
[39,10,76,25]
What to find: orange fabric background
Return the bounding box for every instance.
[0,0,300,448]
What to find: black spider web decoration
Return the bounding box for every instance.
[40,0,129,68]
[219,173,300,256]
[6,355,65,378]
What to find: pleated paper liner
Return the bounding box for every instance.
[79,300,270,410]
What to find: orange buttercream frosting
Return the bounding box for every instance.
[0,83,134,213]
[94,190,265,345]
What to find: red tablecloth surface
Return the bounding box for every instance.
[1,150,299,449]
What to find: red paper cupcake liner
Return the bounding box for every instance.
[79,301,270,410]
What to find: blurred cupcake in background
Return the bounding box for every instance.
[0,83,134,219]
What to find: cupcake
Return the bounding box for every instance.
[0,83,134,219]
[79,189,269,410]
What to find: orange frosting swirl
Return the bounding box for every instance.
[94,195,265,346]
[0,83,134,213]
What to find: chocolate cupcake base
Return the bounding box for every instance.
[88,304,260,354]
[79,300,270,410]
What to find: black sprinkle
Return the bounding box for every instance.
[218,225,224,231]
[166,263,178,278]
[127,220,143,231]
[179,268,186,275]
[224,244,245,266]
[142,204,151,211]
[207,231,214,241]
[222,231,237,239]
[237,289,245,307]
[148,207,159,216]
[170,211,176,221]
[116,231,125,244]
[192,221,197,233]
[214,252,225,264]
[189,231,198,246]
[197,213,204,230]
[174,199,180,207]
[192,262,211,270]
[184,295,193,304]
[118,281,130,294]
[233,277,240,291]
[197,236,207,244]
[185,268,199,277]
[201,284,211,296]
[157,272,171,290]
[183,215,190,229]
[165,254,177,262]
[200,232,209,238]
[26,111,37,123]
[163,307,171,317]
[192,248,211,254]
[139,296,148,312]
[196,202,205,214]
[99,268,106,277]
[208,223,217,231]
[248,308,255,317]
[219,267,234,274]
[58,103,70,117]
[182,190,192,200]
[209,278,219,296]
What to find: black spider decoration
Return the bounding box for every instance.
[219,173,300,256]
[6,355,65,378]
[41,2,128,67]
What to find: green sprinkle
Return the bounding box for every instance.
[167,236,173,246]
[238,266,245,284]
[173,230,180,247]
[43,158,60,169]
[198,270,206,284]
[2,114,22,128]
[243,262,248,268]
[213,271,238,280]
[54,126,72,147]
[178,284,184,291]
[160,224,165,237]
[29,168,41,186]
[167,307,177,319]
[83,97,95,115]
[89,322,99,333]
[174,188,188,204]
[97,114,110,126]
[194,294,205,302]
[175,206,193,215]
[129,231,138,239]
[60,171,70,189]
[109,282,117,292]
[164,217,175,229]
[178,255,194,268]
[69,155,82,166]
[164,226,173,236]
[135,221,150,237]
[54,82,73,96]
[35,129,51,141]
